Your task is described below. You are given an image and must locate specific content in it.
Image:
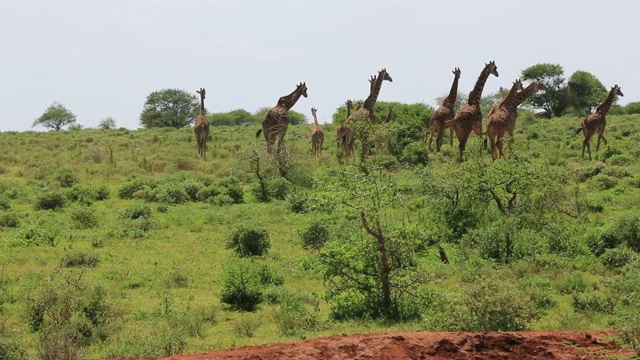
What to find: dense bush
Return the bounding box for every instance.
[0,212,19,228]
[118,178,155,199]
[70,206,99,229]
[601,248,637,270]
[54,168,79,188]
[226,224,270,257]
[300,222,330,250]
[65,185,110,204]
[119,203,152,220]
[34,191,66,211]
[219,260,263,311]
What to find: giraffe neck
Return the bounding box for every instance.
[199,96,205,116]
[595,88,617,115]
[346,102,352,120]
[279,87,304,110]
[312,113,319,126]
[363,74,385,112]
[468,65,493,106]
[443,75,460,108]
[499,83,524,112]
[511,83,540,109]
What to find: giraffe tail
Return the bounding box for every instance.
[574,127,583,135]
[255,129,263,138]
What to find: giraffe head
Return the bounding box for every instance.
[612,84,624,97]
[297,82,308,98]
[513,79,524,92]
[486,61,499,78]
[196,88,206,100]
[311,107,317,117]
[378,68,393,82]
[453,67,461,79]
[530,81,544,92]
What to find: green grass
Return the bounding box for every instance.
[1,114,640,358]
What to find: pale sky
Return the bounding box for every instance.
[0,0,636,131]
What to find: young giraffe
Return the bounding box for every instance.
[336,100,355,160]
[372,107,395,155]
[256,82,308,154]
[310,107,324,158]
[448,61,499,162]
[194,88,210,159]
[428,67,461,152]
[486,80,544,160]
[575,84,624,160]
[344,68,393,159]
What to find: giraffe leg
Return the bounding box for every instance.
[497,137,505,159]
[436,129,444,152]
[488,133,497,161]
[428,129,434,151]
[457,131,469,163]
[596,132,607,153]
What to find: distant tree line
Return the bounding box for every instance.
[31,63,640,131]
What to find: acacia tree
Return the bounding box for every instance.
[565,70,607,115]
[33,102,77,131]
[139,89,200,129]
[317,167,425,320]
[521,63,567,117]
[98,117,116,130]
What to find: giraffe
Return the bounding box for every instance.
[483,83,523,153]
[310,107,324,158]
[486,80,545,160]
[256,82,308,154]
[448,61,499,162]
[372,106,395,155]
[336,100,355,160]
[194,88,210,159]
[428,67,461,152]
[344,68,393,159]
[575,84,624,160]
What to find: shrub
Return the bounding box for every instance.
[571,291,616,313]
[0,212,19,228]
[274,293,322,336]
[61,251,100,268]
[589,174,618,190]
[284,191,309,214]
[300,222,330,250]
[585,225,621,257]
[196,185,225,202]
[0,196,10,210]
[118,178,154,199]
[615,216,640,252]
[0,339,26,360]
[119,203,152,220]
[608,154,634,166]
[54,168,79,188]
[602,166,632,179]
[70,206,99,229]
[257,264,284,286]
[66,185,110,204]
[219,260,263,311]
[206,194,234,206]
[401,141,428,166]
[268,177,292,200]
[218,176,245,204]
[180,179,205,202]
[601,248,636,271]
[371,155,399,170]
[34,191,66,211]
[576,162,606,182]
[226,224,270,257]
[153,184,189,204]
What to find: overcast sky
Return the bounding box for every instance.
[0,0,636,131]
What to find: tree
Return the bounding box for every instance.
[32,102,77,131]
[97,117,116,130]
[521,63,566,117]
[209,109,256,127]
[565,70,607,115]
[139,89,199,129]
[624,101,640,115]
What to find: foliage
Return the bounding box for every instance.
[219,259,264,311]
[253,107,308,125]
[32,102,77,131]
[624,101,640,115]
[565,70,607,115]
[34,191,67,211]
[520,63,566,116]
[97,117,117,130]
[299,222,330,250]
[140,89,200,129]
[226,223,271,257]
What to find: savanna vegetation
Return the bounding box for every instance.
[2,64,640,359]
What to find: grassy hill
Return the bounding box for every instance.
[1,113,640,358]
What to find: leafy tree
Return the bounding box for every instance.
[253,107,307,125]
[209,109,256,127]
[521,63,567,117]
[139,89,200,129]
[97,117,116,130]
[565,70,607,115]
[32,102,77,131]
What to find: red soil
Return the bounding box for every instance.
[104,330,636,360]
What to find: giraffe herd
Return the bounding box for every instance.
[193,62,624,163]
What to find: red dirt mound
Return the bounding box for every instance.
[105,330,636,360]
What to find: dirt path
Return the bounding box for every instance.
[104,330,636,360]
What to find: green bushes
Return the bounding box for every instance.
[34,191,66,211]
[299,222,330,250]
[219,260,264,311]
[0,212,19,228]
[70,206,99,229]
[65,185,110,204]
[226,224,270,257]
